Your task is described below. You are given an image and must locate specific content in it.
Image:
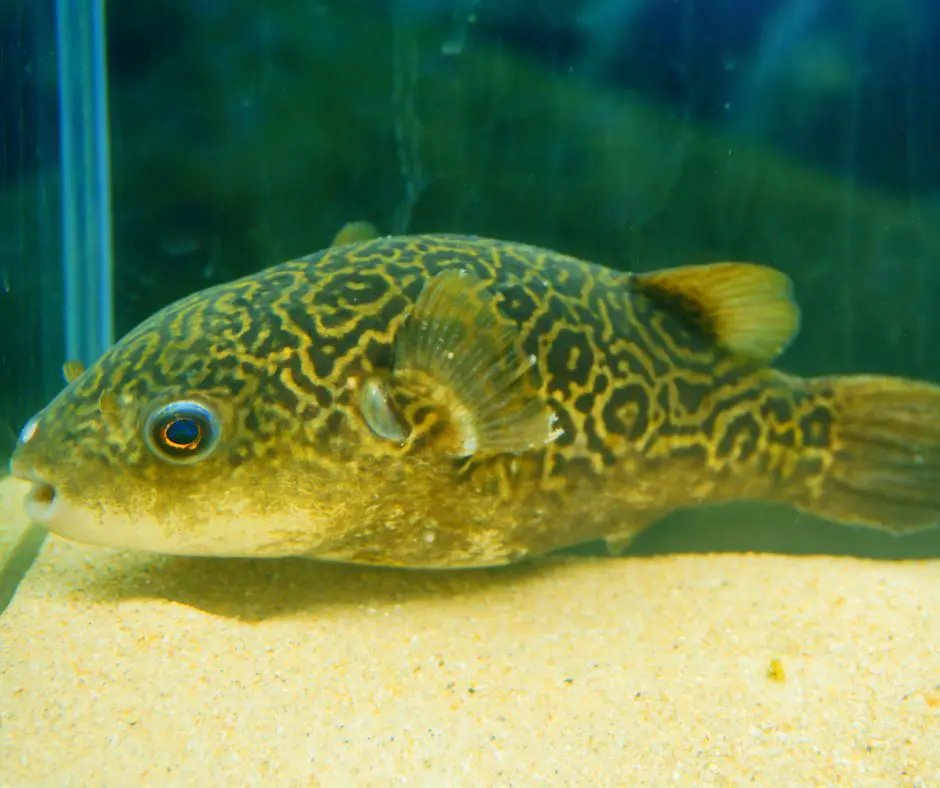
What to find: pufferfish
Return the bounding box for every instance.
[9,222,940,567]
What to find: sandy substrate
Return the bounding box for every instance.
[1,476,938,786]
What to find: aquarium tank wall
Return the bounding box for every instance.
[3,0,940,570]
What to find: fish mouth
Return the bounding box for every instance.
[24,480,58,522]
[8,461,59,524]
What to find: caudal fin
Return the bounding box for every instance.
[803,375,940,533]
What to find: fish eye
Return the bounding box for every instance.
[144,400,221,464]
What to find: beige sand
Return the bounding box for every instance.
[1,475,938,786]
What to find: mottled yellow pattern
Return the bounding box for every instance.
[10,234,940,566]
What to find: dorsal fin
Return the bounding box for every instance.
[369,270,559,457]
[62,360,86,384]
[331,221,380,247]
[634,262,800,363]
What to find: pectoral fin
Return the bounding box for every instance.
[369,269,559,457]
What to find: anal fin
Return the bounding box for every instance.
[604,530,637,556]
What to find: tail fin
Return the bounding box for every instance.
[802,375,940,533]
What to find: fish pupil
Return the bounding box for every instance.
[163,417,201,450]
[144,400,220,464]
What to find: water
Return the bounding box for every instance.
[1,3,940,780]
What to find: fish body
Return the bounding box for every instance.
[10,229,940,567]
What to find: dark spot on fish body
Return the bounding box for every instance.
[204,352,239,377]
[793,385,819,408]
[716,411,761,462]
[660,320,700,353]
[315,271,390,308]
[628,288,657,321]
[305,343,335,378]
[414,249,489,281]
[114,331,157,378]
[311,384,333,409]
[541,263,587,299]
[542,293,578,326]
[550,403,577,448]
[493,281,539,325]
[548,451,596,481]
[768,425,797,448]
[645,312,716,373]
[362,336,393,372]
[255,440,282,461]
[759,391,809,449]
[593,373,610,396]
[317,306,358,331]
[250,272,304,308]
[640,285,713,340]
[229,293,253,312]
[242,317,293,360]
[495,242,538,270]
[244,409,262,436]
[227,443,252,468]
[701,388,762,442]
[608,328,671,381]
[655,385,711,441]
[799,406,832,448]
[530,312,562,360]
[585,287,613,334]
[466,462,506,498]
[377,292,411,328]
[570,301,598,330]
[271,372,301,413]
[757,396,794,445]
[545,328,595,396]
[407,239,437,255]
[602,383,651,441]
[384,262,423,287]
[518,270,551,302]
[797,454,824,478]
[281,353,332,404]
[583,412,617,467]
[265,405,298,435]
[328,324,382,369]
[324,409,345,437]
[410,403,437,430]
[760,395,793,427]
[652,396,709,460]
[673,377,711,415]
[573,393,593,416]
[656,383,673,422]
